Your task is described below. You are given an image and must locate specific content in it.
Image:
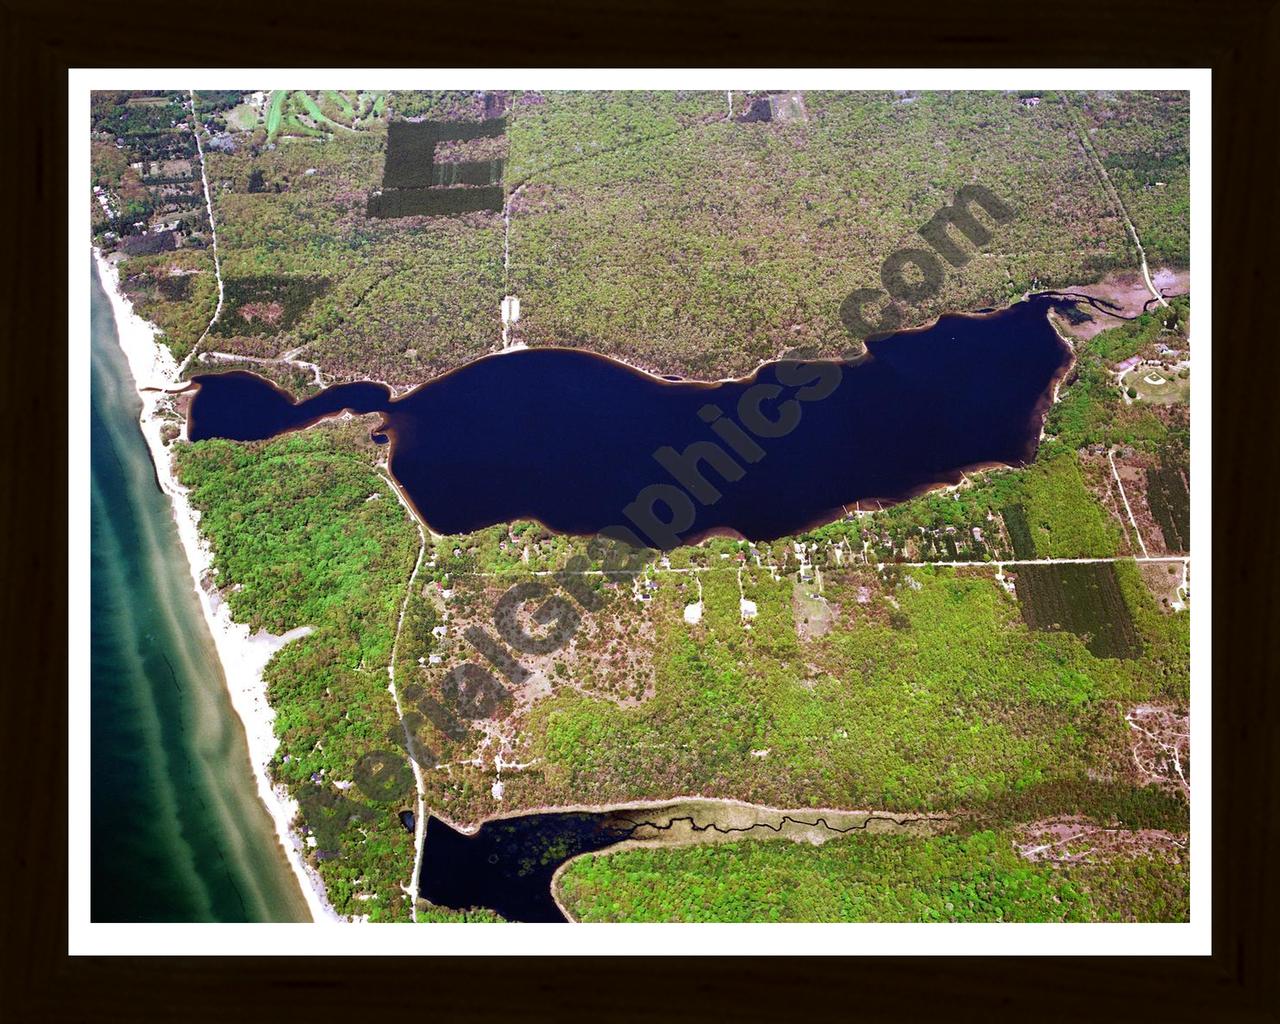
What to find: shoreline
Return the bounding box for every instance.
[421,795,946,922]
[186,293,1075,549]
[108,262,1140,923]
[93,249,338,924]
[430,792,950,835]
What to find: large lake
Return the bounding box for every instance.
[187,296,1073,546]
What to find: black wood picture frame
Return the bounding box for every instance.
[5,0,1276,1018]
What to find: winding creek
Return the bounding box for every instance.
[420,803,944,922]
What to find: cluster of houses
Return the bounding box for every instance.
[1114,341,1189,391]
[93,95,210,255]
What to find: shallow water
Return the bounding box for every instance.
[90,262,309,922]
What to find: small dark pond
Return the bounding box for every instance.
[418,812,641,922]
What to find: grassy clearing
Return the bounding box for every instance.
[323,90,357,125]
[264,91,373,144]
[265,89,286,141]
[1124,365,1189,404]
[226,102,260,132]
[293,90,343,132]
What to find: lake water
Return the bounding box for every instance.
[419,812,641,922]
[91,263,309,922]
[187,296,1073,546]
[117,291,1074,921]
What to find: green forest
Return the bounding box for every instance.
[174,423,421,920]
[506,90,1139,379]
[91,89,1188,389]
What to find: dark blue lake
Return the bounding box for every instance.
[419,812,640,922]
[187,296,1073,546]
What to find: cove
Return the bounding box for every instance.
[418,812,641,922]
[418,807,930,921]
[187,296,1073,546]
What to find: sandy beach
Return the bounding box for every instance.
[93,249,339,923]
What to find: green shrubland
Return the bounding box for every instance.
[1021,453,1120,558]
[559,829,1188,922]
[175,423,421,920]
[519,560,1183,815]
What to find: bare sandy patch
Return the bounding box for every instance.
[1014,816,1186,864]
[1140,560,1187,613]
[1126,704,1190,797]
[793,579,835,639]
[238,300,285,325]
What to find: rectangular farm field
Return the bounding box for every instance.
[367,186,504,218]
[1146,463,1190,553]
[1001,504,1036,560]
[1014,562,1142,658]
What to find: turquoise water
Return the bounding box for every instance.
[90,262,309,922]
